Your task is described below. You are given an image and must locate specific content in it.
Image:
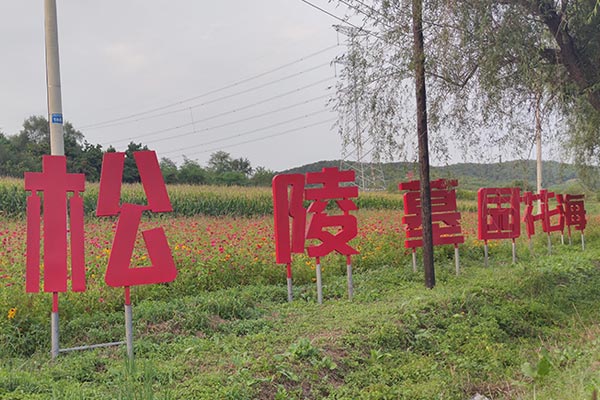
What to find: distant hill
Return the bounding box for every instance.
[281,160,580,191]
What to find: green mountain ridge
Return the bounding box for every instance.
[282,159,582,192]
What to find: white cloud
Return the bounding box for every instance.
[103,42,148,75]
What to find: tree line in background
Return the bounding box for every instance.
[0,116,276,186]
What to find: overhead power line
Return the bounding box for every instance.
[81,44,339,130]
[175,118,337,159]
[124,93,333,146]
[298,0,377,36]
[88,62,332,131]
[103,77,334,146]
[161,109,331,156]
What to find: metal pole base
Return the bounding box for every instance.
[454,246,460,275]
[347,263,354,300]
[51,311,59,360]
[484,244,489,268]
[287,277,293,302]
[412,250,417,272]
[125,304,134,360]
[512,240,517,264]
[316,263,323,304]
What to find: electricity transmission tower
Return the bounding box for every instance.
[335,25,386,191]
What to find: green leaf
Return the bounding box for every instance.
[521,362,537,379]
[537,356,551,377]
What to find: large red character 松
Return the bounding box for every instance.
[97,151,176,287]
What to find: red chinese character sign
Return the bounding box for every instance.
[522,189,564,254]
[399,179,464,274]
[25,155,86,359]
[272,167,359,303]
[97,151,176,288]
[477,188,520,265]
[23,150,176,359]
[563,194,587,249]
[272,173,306,302]
[97,150,176,359]
[25,156,86,297]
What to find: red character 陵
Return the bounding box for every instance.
[304,167,359,258]
[97,151,176,287]
[25,156,86,293]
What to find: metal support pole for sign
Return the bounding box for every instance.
[315,257,323,304]
[547,233,552,255]
[124,287,134,360]
[512,239,516,264]
[582,234,585,251]
[412,249,417,272]
[454,244,460,275]
[484,240,489,267]
[560,233,564,245]
[286,263,293,302]
[51,293,59,359]
[346,255,354,300]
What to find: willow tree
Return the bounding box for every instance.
[332,0,600,180]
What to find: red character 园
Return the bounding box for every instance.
[97,151,176,287]
[25,156,86,293]
[477,188,521,241]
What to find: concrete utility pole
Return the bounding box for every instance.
[45,0,64,156]
[44,0,65,360]
[535,92,543,214]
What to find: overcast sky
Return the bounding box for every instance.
[0,1,364,171]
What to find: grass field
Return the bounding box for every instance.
[1,180,599,399]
